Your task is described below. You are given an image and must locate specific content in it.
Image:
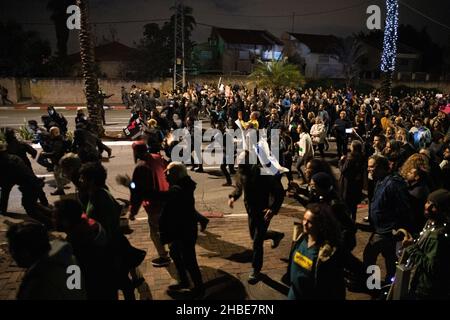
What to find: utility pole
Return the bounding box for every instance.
[173,0,186,92]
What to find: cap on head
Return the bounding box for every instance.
[428,189,450,214]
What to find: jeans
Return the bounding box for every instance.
[248,213,283,273]
[363,232,397,282]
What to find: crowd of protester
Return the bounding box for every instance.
[1,81,450,300]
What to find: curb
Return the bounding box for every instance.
[0,105,129,111]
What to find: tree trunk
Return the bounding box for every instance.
[77,0,104,136]
[381,71,393,102]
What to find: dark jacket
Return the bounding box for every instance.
[0,153,42,191]
[158,176,198,244]
[339,154,365,206]
[407,180,429,235]
[369,174,412,234]
[229,165,284,216]
[6,138,37,169]
[66,215,116,300]
[17,240,86,300]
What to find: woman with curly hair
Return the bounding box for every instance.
[287,203,345,300]
[400,153,430,235]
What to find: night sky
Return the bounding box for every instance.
[1,0,449,54]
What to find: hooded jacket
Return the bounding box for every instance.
[157,176,198,244]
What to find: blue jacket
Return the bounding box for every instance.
[369,174,411,235]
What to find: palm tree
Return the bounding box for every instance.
[47,0,75,58]
[76,0,103,136]
[249,58,305,89]
[331,37,366,88]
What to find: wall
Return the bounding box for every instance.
[4,76,449,105]
[0,78,19,103]
[363,79,450,92]
[28,78,172,104]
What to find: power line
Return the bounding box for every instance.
[398,0,450,31]
[20,18,169,26]
[203,0,373,18]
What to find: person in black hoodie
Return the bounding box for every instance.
[4,128,37,169]
[53,199,117,300]
[153,162,204,298]
[228,151,285,284]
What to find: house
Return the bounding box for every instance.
[208,27,284,74]
[68,41,138,79]
[281,32,343,79]
[359,40,422,80]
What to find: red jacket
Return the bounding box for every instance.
[129,153,169,217]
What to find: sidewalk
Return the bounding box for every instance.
[0,103,128,111]
[0,203,373,300]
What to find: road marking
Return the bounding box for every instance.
[32,140,134,149]
[36,174,54,178]
[225,214,247,217]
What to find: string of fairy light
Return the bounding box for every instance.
[380,0,399,73]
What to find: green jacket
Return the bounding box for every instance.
[406,220,450,299]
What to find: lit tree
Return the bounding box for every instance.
[380,0,399,101]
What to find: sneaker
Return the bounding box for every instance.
[51,189,65,196]
[152,256,171,267]
[271,233,285,249]
[248,272,261,285]
[190,287,205,299]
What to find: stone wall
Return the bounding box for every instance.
[2,76,448,105]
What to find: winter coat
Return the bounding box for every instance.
[339,154,365,206]
[405,220,450,299]
[369,174,412,234]
[158,176,198,244]
[130,153,169,217]
[229,165,284,217]
[310,123,326,144]
[296,132,314,159]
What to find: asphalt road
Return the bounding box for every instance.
[0,109,133,132]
